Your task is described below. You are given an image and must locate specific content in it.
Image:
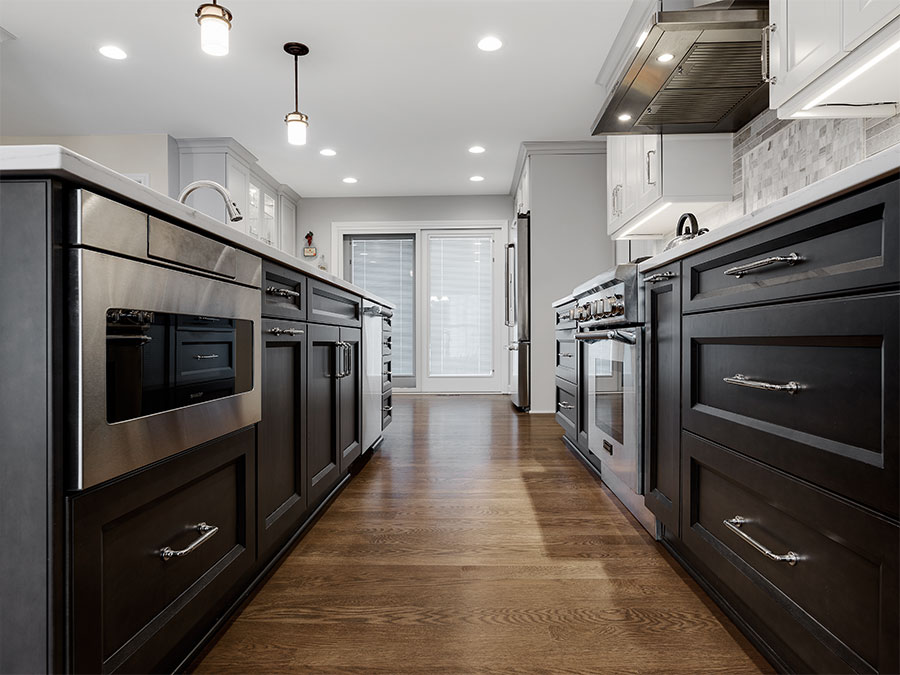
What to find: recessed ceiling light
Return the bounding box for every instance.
[657,53,675,63]
[99,45,127,60]
[617,113,632,122]
[343,177,358,184]
[468,145,486,154]
[320,148,337,156]
[477,36,502,52]
[470,175,485,182]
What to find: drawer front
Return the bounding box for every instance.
[682,432,899,674]
[556,377,576,440]
[383,333,392,357]
[307,278,361,327]
[262,262,306,321]
[382,392,392,429]
[555,303,576,330]
[383,355,393,392]
[175,330,235,385]
[683,293,898,517]
[555,334,576,384]
[683,177,899,313]
[382,314,392,333]
[70,428,255,674]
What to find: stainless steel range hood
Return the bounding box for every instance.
[593,0,769,135]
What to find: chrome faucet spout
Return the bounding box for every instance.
[178,180,243,222]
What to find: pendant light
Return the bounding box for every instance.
[284,42,310,146]
[195,1,232,56]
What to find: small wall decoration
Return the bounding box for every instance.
[303,231,317,257]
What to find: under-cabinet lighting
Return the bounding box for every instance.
[619,202,672,237]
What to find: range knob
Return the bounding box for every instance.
[591,298,605,318]
[607,295,624,316]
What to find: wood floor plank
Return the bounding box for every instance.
[191,395,772,674]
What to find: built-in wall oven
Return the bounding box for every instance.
[69,190,262,490]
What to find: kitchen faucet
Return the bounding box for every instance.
[178,180,243,222]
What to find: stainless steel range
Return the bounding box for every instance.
[573,263,655,534]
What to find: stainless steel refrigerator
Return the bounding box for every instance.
[506,213,530,410]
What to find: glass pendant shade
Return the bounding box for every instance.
[196,3,231,56]
[286,112,309,146]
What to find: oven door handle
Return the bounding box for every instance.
[575,330,636,345]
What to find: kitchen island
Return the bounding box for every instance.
[0,145,394,674]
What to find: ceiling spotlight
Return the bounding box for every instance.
[99,45,127,60]
[657,52,675,63]
[343,177,358,184]
[470,175,485,182]
[468,145,486,154]
[477,36,502,52]
[320,148,337,156]
[284,42,310,146]
[195,1,232,56]
[617,113,632,122]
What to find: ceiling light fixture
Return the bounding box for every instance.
[470,175,485,182]
[99,45,127,60]
[284,42,310,146]
[468,145,486,154]
[320,148,337,156]
[195,1,232,56]
[477,36,502,52]
[618,113,632,121]
[657,53,674,63]
[343,177,358,184]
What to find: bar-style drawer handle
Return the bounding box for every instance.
[108,335,153,344]
[384,370,393,376]
[644,271,676,284]
[559,352,574,358]
[266,286,301,299]
[723,373,801,394]
[724,252,802,278]
[383,405,393,412]
[558,402,575,410]
[193,353,220,360]
[268,327,304,336]
[723,516,799,566]
[159,522,219,561]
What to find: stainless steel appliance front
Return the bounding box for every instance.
[70,247,262,490]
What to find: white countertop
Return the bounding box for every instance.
[637,146,900,273]
[0,145,394,308]
[551,295,575,308]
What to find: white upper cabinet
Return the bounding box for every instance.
[260,187,278,247]
[279,196,297,257]
[606,134,732,239]
[515,159,531,214]
[769,0,900,117]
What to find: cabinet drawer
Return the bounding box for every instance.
[262,261,306,321]
[555,377,576,440]
[382,392,392,429]
[383,356,393,392]
[683,177,898,313]
[307,278,361,327]
[383,334,392,357]
[555,334,576,384]
[683,293,898,517]
[70,428,255,674]
[682,433,899,675]
[175,330,235,385]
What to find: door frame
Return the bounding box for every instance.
[332,220,509,393]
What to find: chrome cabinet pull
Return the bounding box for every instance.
[723,373,801,394]
[107,335,153,344]
[267,327,304,336]
[558,402,575,410]
[192,353,220,360]
[383,405,393,412]
[646,150,657,185]
[761,23,777,85]
[159,522,219,561]
[559,353,574,358]
[334,341,348,378]
[724,252,801,278]
[724,516,799,565]
[384,369,393,376]
[644,271,676,284]
[507,344,519,351]
[266,286,301,299]
[575,329,636,345]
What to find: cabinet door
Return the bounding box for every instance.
[339,327,362,472]
[770,0,844,109]
[246,181,261,239]
[261,188,278,248]
[607,136,626,234]
[307,324,341,505]
[621,135,640,222]
[225,156,249,234]
[258,319,307,561]
[637,134,661,212]
[280,197,296,257]
[643,262,681,535]
[843,0,900,50]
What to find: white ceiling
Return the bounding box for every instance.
[0,0,629,197]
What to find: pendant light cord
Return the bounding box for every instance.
[294,55,299,113]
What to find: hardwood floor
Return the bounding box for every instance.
[193,395,772,674]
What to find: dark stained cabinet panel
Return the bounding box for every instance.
[683,178,899,314]
[382,392,393,429]
[555,330,577,384]
[576,338,590,452]
[682,293,899,518]
[262,262,306,321]
[69,428,255,674]
[555,376,577,443]
[681,432,899,675]
[339,327,362,472]
[307,323,341,505]
[643,262,681,535]
[258,319,308,561]
[307,278,361,327]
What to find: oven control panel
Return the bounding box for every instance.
[575,283,631,327]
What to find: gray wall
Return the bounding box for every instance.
[298,194,514,272]
[529,152,611,412]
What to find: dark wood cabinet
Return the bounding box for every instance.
[643,262,681,535]
[338,327,362,472]
[262,262,307,321]
[307,323,341,505]
[307,278,361,327]
[576,338,590,452]
[69,428,255,674]
[258,319,308,562]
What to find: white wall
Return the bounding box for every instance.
[297,194,513,272]
[0,134,176,195]
[529,152,611,413]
